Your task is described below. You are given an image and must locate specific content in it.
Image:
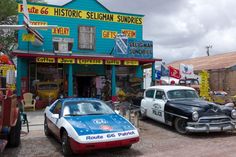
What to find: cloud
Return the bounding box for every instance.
[99,0,236,63]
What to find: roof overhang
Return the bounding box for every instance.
[12,50,161,64]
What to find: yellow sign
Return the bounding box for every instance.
[22,34,35,42]
[30,21,48,30]
[199,70,212,101]
[0,65,15,77]
[122,29,136,38]
[124,60,139,66]
[102,30,117,39]
[52,27,70,36]
[18,4,143,25]
[36,57,55,63]
[77,59,103,65]
[105,60,121,65]
[58,58,75,64]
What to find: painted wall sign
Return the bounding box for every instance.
[124,60,139,66]
[57,58,75,64]
[36,57,55,63]
[77,59,103,65]
[105,60,121,65]
[52,27,70,36]
[122,29,136,38]
[18,4,143,25]
[0,64,15,77]
[22,34,35,42]
[102,30,117,39]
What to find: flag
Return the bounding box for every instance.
[169,66,180,79]
[180,63,194,79]
[161,64,169,76]
[155,70,161,79]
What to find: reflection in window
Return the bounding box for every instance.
[78,26,95,50]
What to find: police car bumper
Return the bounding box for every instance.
[186,121,236,133]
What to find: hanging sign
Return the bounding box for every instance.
[124,60,139,66]
[22,34,35,42]
[77,59,103,65]
[36,57,55,63]
[57,58,75,64]
[105,60,121,65]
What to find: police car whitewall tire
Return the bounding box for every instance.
[62,131,73,156]
[174,117,188,134]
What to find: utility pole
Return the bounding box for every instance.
[206,45,212,56]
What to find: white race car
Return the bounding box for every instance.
[44,98,139,156]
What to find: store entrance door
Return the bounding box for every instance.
[77,76,96,98]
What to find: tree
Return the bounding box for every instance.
[0,0,18,61]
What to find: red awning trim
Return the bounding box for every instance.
[12,52,162,64]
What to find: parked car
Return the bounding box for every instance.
[44,98,139,156]
[140,86,236,134]
[36,81,61,102]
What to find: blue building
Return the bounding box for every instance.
[14,0,160,104]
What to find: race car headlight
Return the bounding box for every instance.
[192,111,199,121]
[231,109,236,119]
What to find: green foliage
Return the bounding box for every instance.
[0,0,18,21]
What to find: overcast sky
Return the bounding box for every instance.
[46,0,236,63]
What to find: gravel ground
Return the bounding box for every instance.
[3,111,236,157]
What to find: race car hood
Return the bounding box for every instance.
[64,114,136,136]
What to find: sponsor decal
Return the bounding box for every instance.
[100,125,113,131]
[18,4,143,25]
[84,131,136,141]
[93,119,108,125]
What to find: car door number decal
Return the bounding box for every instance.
[152,104,162,117]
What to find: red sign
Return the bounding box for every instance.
[169,66,180,79]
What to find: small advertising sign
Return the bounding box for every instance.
[180,63,194,79]
[22,34,35,42]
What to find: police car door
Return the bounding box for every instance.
[151,90,166,123]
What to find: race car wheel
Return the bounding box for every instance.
[62,131,73,156]
[8,113,21,147]
[174,117,188,134]
[44,117,51,137]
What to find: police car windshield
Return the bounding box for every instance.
[63,101,114,116]
[167,90,199,99]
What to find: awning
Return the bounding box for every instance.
[12,50,162,65]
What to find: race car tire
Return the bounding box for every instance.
[174,117,188,134]
[62,131,73,156]
[8,113,21,147]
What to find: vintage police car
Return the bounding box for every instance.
[140,86,236,134]
[44,98,139,156]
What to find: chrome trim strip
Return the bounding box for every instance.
[165,111,189,120]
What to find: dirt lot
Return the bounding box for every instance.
[3,111,236,157]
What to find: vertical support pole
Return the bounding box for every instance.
[16,58,22,97]
[151,62,155,86]
[111,65,116,101]
[136,65,143,88]
[68,64,73,97]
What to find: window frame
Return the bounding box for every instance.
[78,25,96,50]
[155,90,166,100]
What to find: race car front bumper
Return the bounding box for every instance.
[69,137,139,153]
[186,116,236,133]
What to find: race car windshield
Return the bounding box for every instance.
[167,90,199,99]
[63,101,114,116]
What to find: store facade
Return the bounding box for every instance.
[14,0,160,104]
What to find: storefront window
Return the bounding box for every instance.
[78,26,96,50]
